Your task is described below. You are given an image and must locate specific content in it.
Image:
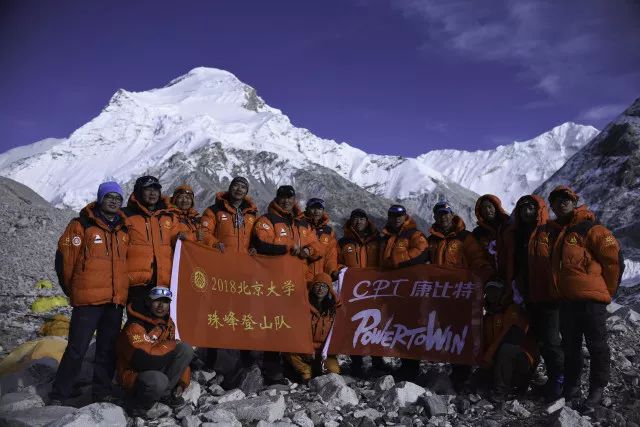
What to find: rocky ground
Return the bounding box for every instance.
[0,176,639,426]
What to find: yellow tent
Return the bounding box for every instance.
[0,336,68,376]
[31,296,68,313]
[35,279,54,290]
[39,314,71,337]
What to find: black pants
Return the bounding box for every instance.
[262,351,284,382]
[133,342,193,409]
[528,302,564,383]
[51,304,124,400]
[560,301,610,389]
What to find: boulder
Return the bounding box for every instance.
[201,407,242,426]
[505,399,531,418]
[309,373,358,407]
[419,394,448,417]
[216,395,285,423]
[292,410,314,427]
[0,391,44,412]
[552,407,593,427]
[373,375,394,392]
[380,381,427,409]
[183,381,202,406]
[238,365,264,395]
[192,370,216,385]
[0,405,75,427]
[47,402,127,427]
[0,357,58,398]
[215,388,246,403]
[181,415,202,427]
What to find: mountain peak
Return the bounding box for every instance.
[165,67,239,88]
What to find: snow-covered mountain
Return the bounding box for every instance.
[0,67,596,228]
[537,97,640,262]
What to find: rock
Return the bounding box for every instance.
[308,373,358,407]
[47,402,127,426]
[603,396,613,407]
[469,394,482,403]
[353,408,383,421]
[156,418,180,427]
[380,381,427,409]
[453,396,470,413]
[216,394,286,423]
[481,420,501,427]
[193,370,216,384]
[0,357,58,398]
[552,407,592,427]
[0,391,44,412]
[176,405,194,419]
[216,388,246,403]
[292,410,314,427]
[373,375,395,392]
[238,365,264,395]
[183,381,202,406]
[546,397,566,414]
[505,399,531,418]
[419,394,448,417]
[421,370,456,395]
[144,402,173,420]
[208,383,225,396]
[0,405,76,427]
[255,421,296,427]
[181,415,202,427]
[201,408,242,426]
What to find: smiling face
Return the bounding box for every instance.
[141,186,161,207]
[229,181,248,202]
[434,211,454,232]
[307,206,324,222]
[351,216,368,233]
[312,282,329,300]
[174,193,193,211]
[100,192,123,215]
[550,194,576,219]
[479,199,497,222]
[149,298,170,317]
[387,213,406,230]
[276,196,296,213]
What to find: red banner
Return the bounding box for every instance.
[327,265,483,365]
[170,240,314,354]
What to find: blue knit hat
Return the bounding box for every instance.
[97,181,124,203]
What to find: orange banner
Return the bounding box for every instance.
[170,240,314,354]
[327,265,483,365]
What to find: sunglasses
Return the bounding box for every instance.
[150,288,173,299]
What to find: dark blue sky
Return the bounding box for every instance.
[1,0,639,156]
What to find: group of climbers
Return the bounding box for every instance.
[49,173,622,416]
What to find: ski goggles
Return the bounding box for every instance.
[149,287,173,301]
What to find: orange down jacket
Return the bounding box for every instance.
[427,216,495,283]
[306,213,339,277]
[122,194,180,288]
[252,201,320,259]
[200,192,258,253]
[472,194,510,270]
[548,206,622,303]
[171,186,200,242]
[308,273,342,351]
[498,195,549,303]
[338,218,381,268]
[116,302,190,393]
[379,216,428,269]
[55,203,129,307]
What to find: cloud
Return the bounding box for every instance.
[395,0,640,99]
[579,104,627,122]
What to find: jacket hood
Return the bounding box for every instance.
[267,199,304,220]
[475,194,509,231]
[548,185,579,203]
[513,194,548,228]
[214,191,258,215]
[343,218,378,244]
[308,281,341,316]
[429,215,466,238]
[79,202,125,231]
[382,215,418,236]
[126,301,170,327]
[127,193,173,217]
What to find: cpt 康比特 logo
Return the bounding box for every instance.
[191,268,208,292]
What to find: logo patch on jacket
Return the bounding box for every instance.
[247,217,254,224]
[93,234,103,244]
[346,247,353,253]
[321,235,329,244]
[262,222,270,230]
[567,235,578,246]
[397,240,406,248]
[72,236,82,246]
[603,235,616,247]
[221,214,228,221]
[163,219,172,229]
[202,220,209,227]
[279,229,288,236]
[448,241,461,252]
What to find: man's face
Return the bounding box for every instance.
[351,216,368,233]
[387,213,406,230]
[479,200,497,222]
[518,201,538,225]
[229,182,248,201]
[551,194,576,219]
[174,193,193,211]
[307,206,324,221]
[141,186,161,206]
[149,298,170,317]
[276,196,296,212]
[100,193,123,215]
[435,211,454,231]
[312,282,329,300]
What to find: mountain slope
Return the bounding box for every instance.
[0,67,596,227]
[536,97,640,261]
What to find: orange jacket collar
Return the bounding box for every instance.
[305,212,330,228]
[382,216,418,236]
[268,199,304,220]
[513,194,548,228]
[215,191,258,214]
[429,215,466,238]
[79,202,126,231]
[475,194,509,232]
[127,193,172,217]
[126,302,169,327]
[343,219,378,244]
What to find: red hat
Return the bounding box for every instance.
[308,272,332,289]
[549,185,579,203]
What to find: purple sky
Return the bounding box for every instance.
[1,0,639,157]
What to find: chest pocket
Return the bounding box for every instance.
[85,228,109,258]
[274,224,291,242]
[562,232,588,270]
